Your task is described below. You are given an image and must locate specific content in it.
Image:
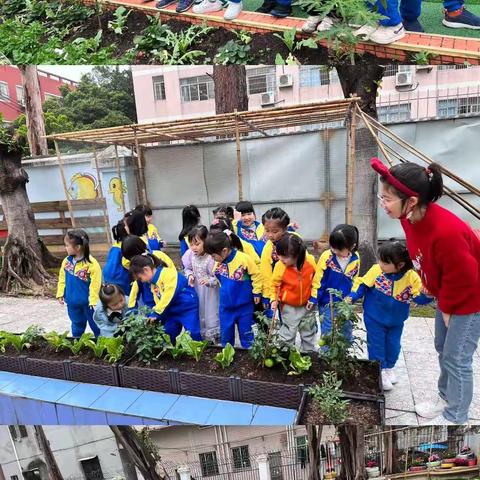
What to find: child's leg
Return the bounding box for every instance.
[85,306,100,337]
[298,308,318,353]
[173,288,202,341]
[236,303,255,348]
[364,314,388,368]
[400,0,421,21]
[219,306,237,347]
[277,305,300,348]
[67,304,87,338]
[384,323,405,369]
[319,304,333,337]
[375,0,402,26]
[163,317,183,344]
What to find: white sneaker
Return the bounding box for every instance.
[224,0,242,19]
[317,15,337,31]
[422,414,467,426]
[382,369,393,391]
[193,0,223,13]
[385,368,397,384]
[415,394,448,419]
[302,15,321,33]
[368,23,406,44]
[353,24,377,38]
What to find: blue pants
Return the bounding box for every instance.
[400,0,463,19]
[435,308,480,424]
[67,304,100,338]
[319,304,353,342]
[364,314,404,369]
[219,303,254,348]
[369,0,402,25]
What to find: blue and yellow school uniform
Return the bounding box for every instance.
[180,236,190,257]
[348,264,433,368]
[146,223,164,251]
[56,255,102,337]
[102,242,132,295]
[240,239,261,267]
[214,249,262,348]
[309,249,361,341]
[236,220,266,257]
[128,265,201,341]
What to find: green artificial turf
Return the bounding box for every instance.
[243,0,480,38]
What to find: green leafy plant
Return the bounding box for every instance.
[132,15,171,53]
[308,371,349,423]
[108,6,131,35]
[44,330,71,352]
[273,28,317,64]
[176,331,208,362]
[1,325,45,352]
[102,337,125,363]
[214,343,235,369]
[288,349,312,375]
[411,50,438,65]
[214,40,253,65]
[68,332,95,355]
[233,29,252,44]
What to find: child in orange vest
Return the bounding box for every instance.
[269,233,317,352]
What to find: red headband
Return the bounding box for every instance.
[370,157,419,198]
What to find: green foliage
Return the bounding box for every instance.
[59,32,115,64]
[108,6,131,35]
[44,331,71,352]
[308,371,349,423]
[214,343,235,369]
[132,15,171,52]
[176,331,208,362]
[214,40,253,65]
[411,50,437,65]
[288,349,312,375]
[68,332,96,355]
[90,336,125,363]
[274,28,317,55]
[0,326,45,352]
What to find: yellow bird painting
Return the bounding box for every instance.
[67,173,99,200]
[108,177,127,212]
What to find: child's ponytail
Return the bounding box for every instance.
[66,229,91,262]
[210,219,243,251]
[276,233,306,270]
[204,231,237,256]
[129,252,166,276]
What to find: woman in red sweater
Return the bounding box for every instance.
[371,157,480,425]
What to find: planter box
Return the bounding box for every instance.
[67,360,120,387]
[0,354,26,374]
[24,357,68,380]
[118,363,175,393]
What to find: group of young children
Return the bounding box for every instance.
[56,201,434,392]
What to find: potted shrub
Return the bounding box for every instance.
[441,451,457,469]
[409,458,427,472]
[325,468,337,479]
[426,454,441,469]
[456,446,477,466]
[366,460,380,478]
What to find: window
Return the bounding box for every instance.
[153,75,166,101]
[269,452,283,480]
[11,476,19,480]
[0,81,9,100]
[199,451,219,477]
[247,67,276,95]
[15,86,25,106]
[295,436,309,465]
[437,97,480,118]
[44,93,60,100]
[180,75,214,102]
[80,456,104,480]
[9,425,28,441]
[299,66,330,87]
[438,65,469,70]
[377,103,411,123]
[383,65,411,77]
[232,445,251,469]
[22,470,41,480]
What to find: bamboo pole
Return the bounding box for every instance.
[55,140,76,228]
[346,104,357,224]
[114,144,126,215]
[234,110,243,202]
[134,131,148,205]
[92,143,113,245]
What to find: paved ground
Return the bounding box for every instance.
[1,295,479,425]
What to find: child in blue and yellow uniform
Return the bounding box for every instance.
[204,230,263,348]
[128,253,202,342]
[135,204,165,251]
[179,205,201,256]
[346,241,433,391]
[56,229,101,337]
[308,224,360,343]
[235,201,267,258]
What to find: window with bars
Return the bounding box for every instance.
[0,81,9,100]
[153,75,166,101]
[15,86,25,106]
[80,456,104,480]
[9,425,28,440]
[232,445,251,469]
[438,65,469,70]
[299,66,331,87]
[383,65,411,77]
[199,451,220,477]
[269,452,283,480]
[10,476,19,480]
[438,97,480,117]
[180,75,215,102]
[377,103,411,123]
[247,67,276,94]
[295,436,309,465]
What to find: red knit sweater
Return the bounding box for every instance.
[401,203,480,315]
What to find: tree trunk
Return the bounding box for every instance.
[212,66,248,114]
[33,426,65,480]
[336,64,385,274]
[338,425,366,480]
[384,427,400,474]
[110,426,168,480]
[307,425,323,480]
[19,66,48,157]
[0,144,56,293]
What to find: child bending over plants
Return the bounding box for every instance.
[93,283,128,338]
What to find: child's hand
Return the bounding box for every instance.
[254,296,261,305]
[146,317,157,325]
[199,278,209,286]
[306,301,314,311]
[270,300,278,311]
[291,222,300,230]
[188,275,195,287]
[58,297,65,305]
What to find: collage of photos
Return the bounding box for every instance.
[0,0,479,472]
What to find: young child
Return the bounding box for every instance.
[135,204,165,251]
[204,230,262,348]
[179,205,201,257]
[94,284,128,337]
[234,200,267,258]
[309,224,361,343]
[346,241,433,391]
[56,229,101,338]
[103,220,132,296]
[270,233,317,352]
[213,205,235,223]
[125,210,156,252]
[128,253,202,342]
[182,225,220,343]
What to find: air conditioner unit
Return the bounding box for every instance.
[395,71,413,87]
[278,74,293,88]
[261,92,276,106]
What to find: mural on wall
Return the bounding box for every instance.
[67,173,99,200]
[108,177,127,212]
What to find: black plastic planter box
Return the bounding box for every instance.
[118,363,173,393]
[0,354,26,374]
[66,360,120,387]
[24,357,68,380]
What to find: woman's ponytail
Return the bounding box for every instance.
[426,162,444,203]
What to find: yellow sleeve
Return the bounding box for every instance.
[56,257,67,298]
[306,252,316,269]
[260,241,274,299]
[153,267,178,316]
[409,270,423,296]
[88,258,102,307]
[310,249,331,300]
[269,261,286,302]
[128,281,139,308]
[242,240,261,266]
[153,250,176,270]
[352,264,381,293]
[244,253,262,296]
[256,223,265,239]
[122,256,130,270]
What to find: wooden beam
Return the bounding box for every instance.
[55,140,76,228]
[114,144,126,214]
[234,110,243,201]
[92,143,113,244]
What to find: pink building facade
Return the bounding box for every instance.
[132,65,480,125]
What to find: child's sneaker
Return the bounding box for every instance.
[385,368,398,384]
[156,0,176,7]
[317,15,338,31]
[368,24,405,44]
[176,0,194,12]
[256,0,276,13]
[353,24,377,38]
[402,18,425,32]
[193,0,223,13]
[381,369,394,391]
[270,3,292,17]
[443,7,480,29]
[224,0,242,19]
[302,15,321,32]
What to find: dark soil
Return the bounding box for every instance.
[299,396,381,425]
